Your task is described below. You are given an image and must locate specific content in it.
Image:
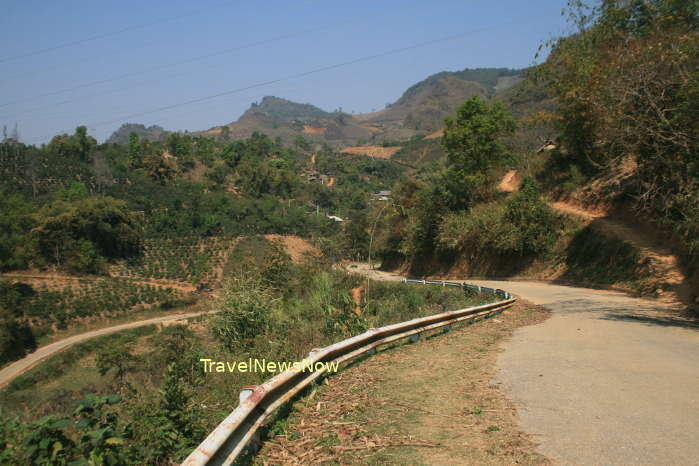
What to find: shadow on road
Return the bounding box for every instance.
[545,297,699,330]
[600,313,699,330]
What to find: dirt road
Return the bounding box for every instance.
[0,310,211,389]
[348,264,699,465]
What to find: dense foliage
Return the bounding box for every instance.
[538,0,699,267]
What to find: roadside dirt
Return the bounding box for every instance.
[551,200,690,306]
[264,235,321,264]
[256,300,550,465]
[497,169,521,193]
[496,170,691,307]
[424,128,444,139]
[347,264,699,465]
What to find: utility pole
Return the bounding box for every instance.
[365,200,395,307]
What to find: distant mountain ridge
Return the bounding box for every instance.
[243,96,333,123]
[107,123,169,145]
[111,67,533,146]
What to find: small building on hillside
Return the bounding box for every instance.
[372,190,391,201]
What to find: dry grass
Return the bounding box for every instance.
[339,146,402,159]
[255,300,551,465]
[263,235,321,264]
[424,129,444,139]
[303,126,327,135]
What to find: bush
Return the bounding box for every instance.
[438,178,561,258]
[212,278,274,351]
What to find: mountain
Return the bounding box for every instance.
[243,96,333,123]
[193,68,531,147]
[360,68,523,132]
[200,96,380,146]
[107,123,169,145]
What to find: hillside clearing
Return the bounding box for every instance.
[340,146,402,159]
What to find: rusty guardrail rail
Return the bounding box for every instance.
[182,280,514,465]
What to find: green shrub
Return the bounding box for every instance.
[212,278,274,351]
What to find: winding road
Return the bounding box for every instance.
[353,264,699,465]
[0,310,210,389]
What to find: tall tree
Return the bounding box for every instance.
[441,97,516,210]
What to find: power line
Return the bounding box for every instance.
[0,0,237,64]
[0,7,398,113]
[27,20,519,144]
[1,0,432,121]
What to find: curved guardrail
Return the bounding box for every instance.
[182,280,514,466]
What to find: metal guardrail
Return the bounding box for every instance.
[182,280,515,466]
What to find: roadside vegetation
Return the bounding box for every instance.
[0,236,490,464]
[0,125,401,366]
[374,1,698,305]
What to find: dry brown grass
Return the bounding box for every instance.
[424,128,444,139]
[255,300,551,465]
[263,235,321,264]
[339,146,401,159]
[303,125,327,135]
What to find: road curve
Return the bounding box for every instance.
[348,265,699,465]
[0,311,211,389]
[470,280,699,466]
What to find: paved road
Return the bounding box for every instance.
[0,311,210,389]
[349,265,699,464]
[470,280,699,466]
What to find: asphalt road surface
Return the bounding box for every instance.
[350,264,699,465]
[470,280,699,466]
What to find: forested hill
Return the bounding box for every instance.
[243,96,333,123]
[107,123,170,145]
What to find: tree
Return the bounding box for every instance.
[128,132,142,168]
[74,126,95,162]
[441,97,516,210]
[31,197,142,273]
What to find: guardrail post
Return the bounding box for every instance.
[239,386,261,451]
[366,329,377,354]
[308,348,323,383]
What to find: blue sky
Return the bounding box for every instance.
[0,0,572,144]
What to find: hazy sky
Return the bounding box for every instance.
[0,0,572,144]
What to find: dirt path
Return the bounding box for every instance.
[551,201,690,305]
[498,169,521,192]
[496,170,690,305]
[0,310,211,389]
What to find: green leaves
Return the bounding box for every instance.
[441,97,516,210]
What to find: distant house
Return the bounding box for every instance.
[372,190,391,201]
[326,215,344,222]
